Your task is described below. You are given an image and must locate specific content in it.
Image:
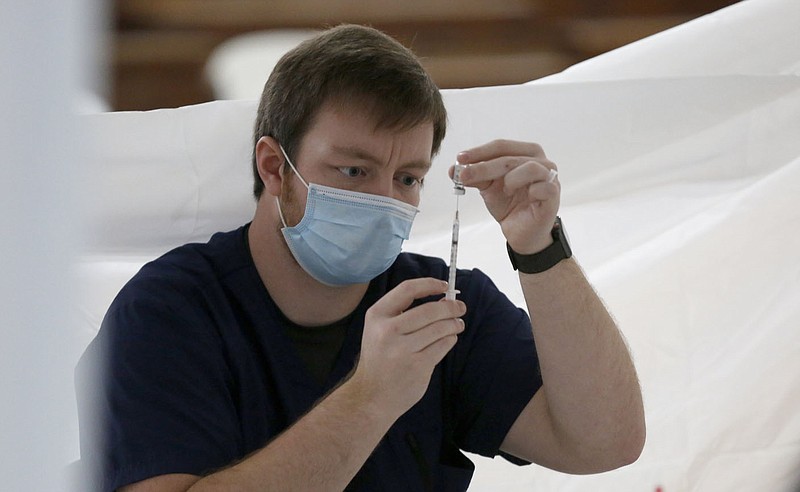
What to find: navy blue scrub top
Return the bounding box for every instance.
[77,225,543,491]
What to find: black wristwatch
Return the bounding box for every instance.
[506,216,572,274]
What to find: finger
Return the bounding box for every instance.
[503,160,560,194]
[396,298,466,335]
[459,155,555,189]
[457,139,546,164]
[524,181,560,204]
[409,318,465,353]
[370,278,449,317]
[417,331,459,365]
[455,156,524,188]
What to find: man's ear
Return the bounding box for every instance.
[255,136,286,197]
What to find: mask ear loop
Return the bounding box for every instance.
[275,144,309,228]
[275,197,289,228]
[279,144,309,188]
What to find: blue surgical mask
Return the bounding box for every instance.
[276,145,419,286]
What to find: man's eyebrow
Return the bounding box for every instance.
[331,144,431,170]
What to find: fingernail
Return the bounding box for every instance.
[457,151,469,162]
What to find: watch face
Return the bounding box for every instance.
[554,217,572,258]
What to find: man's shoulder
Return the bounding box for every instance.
[393,251,447,275]
[118,226,250,305]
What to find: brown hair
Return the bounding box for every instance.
[251,24,447,199]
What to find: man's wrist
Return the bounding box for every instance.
[340,372,403,426]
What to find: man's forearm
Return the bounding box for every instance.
[189,376,395,491]
[520,258,645,468]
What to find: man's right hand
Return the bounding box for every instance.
[350,278,466,420]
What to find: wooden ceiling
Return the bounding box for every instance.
[112,0,741,111]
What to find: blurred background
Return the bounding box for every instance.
[110,0,741,111]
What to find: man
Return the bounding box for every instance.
[77,24,645,491]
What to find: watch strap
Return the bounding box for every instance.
[506,217,572,274]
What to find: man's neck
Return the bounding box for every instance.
[247,209,369,327]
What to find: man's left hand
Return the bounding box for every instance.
[453,139,560,255]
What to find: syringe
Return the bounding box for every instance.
[446,164,466,300]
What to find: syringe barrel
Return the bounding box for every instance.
[446,212,459,299]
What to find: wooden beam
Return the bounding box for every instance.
[118,0,539,29]
[115,31,221,65]
[422,51,576,88]
[562,15,693,56]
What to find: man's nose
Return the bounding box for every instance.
[368,176,395,199]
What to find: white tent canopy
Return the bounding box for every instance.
[76,0,800,489]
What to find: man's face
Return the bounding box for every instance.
[279,102,434,228]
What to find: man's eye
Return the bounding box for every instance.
[399,175,422,187]
[339,167,363,178]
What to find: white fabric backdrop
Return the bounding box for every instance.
[74,0,800,489]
